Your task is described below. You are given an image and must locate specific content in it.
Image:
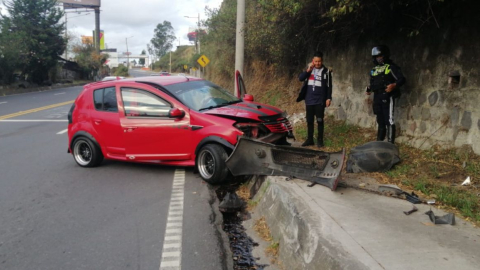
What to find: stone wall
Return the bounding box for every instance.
[324,24,480,154]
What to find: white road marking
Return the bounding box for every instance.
[54,92,66,95]
[0,119,68,122]
[57,129,68,134]
[159,169,185,270]
[0,102,7,104]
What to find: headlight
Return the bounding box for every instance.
[234,122,263,138]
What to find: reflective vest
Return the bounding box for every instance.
[370,64,395,92]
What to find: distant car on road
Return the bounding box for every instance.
[67,73,293,184]
[101,76,125,81]
[150,72,170,76]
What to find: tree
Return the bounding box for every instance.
[0,17,27,84]
[72,41,109,80]
[1,0,66,84]
[148,21,176,60]
[139,50,146,65]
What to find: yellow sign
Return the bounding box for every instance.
[184,65,188,70]
[197,55,210,67]
[192,67,197,71]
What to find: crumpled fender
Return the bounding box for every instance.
[226,137,345,191]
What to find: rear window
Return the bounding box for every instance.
[93,87,118,112]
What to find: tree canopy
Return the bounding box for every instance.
[148,21,176,60]
[0,0,65,84]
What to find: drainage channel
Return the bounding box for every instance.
[214,180,269,270]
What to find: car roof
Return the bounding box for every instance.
[86,75,203,88]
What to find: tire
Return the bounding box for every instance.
[196,144,229,184]
[72,137,104,167]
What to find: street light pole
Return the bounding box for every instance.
[184,14,200,54]
[197,13,200,54]
[125,36,134,69]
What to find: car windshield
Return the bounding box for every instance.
[165,80,241,111]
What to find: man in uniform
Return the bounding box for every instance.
[366,45,405,144]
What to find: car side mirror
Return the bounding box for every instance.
[243,94,254,102]
[169,108,185,118]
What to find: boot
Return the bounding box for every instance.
[387,125,396,144]
[302,122,314,146]
[377,126,386,141]
[317,121,324,147]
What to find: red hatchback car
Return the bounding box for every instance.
[68,73,293,183]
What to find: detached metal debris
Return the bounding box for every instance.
[226,137,345,191]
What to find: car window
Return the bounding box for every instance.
[93,87,118,112]
[165,80,240,111]
[121,88,171,117]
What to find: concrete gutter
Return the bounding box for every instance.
[250,176,480,270]
[0,82,89,96]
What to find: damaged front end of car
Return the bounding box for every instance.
[233,112,295,145]
[226,137,345,191]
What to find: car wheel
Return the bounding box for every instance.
[72,137,103,167]
[197,144,229,184]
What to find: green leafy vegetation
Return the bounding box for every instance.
[0,0,65,84]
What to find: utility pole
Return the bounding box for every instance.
[94,7,100,53]
[234,0,245,96]
[169,51,172,73]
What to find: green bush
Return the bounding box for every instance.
[114,64,129,77]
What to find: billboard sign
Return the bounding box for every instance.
[58,0,101,9]
[81,35,93,44]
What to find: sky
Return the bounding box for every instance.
[0,0,224,56]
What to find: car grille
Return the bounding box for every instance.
[264,118,293,133]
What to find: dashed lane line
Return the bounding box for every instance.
[57,129,68,134]
[0,102,7,104]
[0,100,74,120]
[159,169,185,270]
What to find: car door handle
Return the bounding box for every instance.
[94,119,103,125]
[124,127,137,132]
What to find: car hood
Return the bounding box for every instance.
[204,101,284,121]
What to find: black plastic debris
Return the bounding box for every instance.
[219,192,245,213]
[425,210,456,225]
[404,205,418,215]
[346,141,401,173]
[403,192,422,204]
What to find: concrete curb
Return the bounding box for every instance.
[251,176,480,270]
[251,176,376,270]
[0,82,89,96]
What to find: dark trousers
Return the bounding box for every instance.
[305,104,325,144]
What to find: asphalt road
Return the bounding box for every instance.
[0,76,229,269]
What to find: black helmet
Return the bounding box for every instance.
[372,45,390,58]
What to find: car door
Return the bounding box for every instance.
[90,86,125,157]
[235,70,247,99]
[119,85,192,161]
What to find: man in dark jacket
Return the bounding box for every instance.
[366,45,406,144]
[297,52,332,147]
